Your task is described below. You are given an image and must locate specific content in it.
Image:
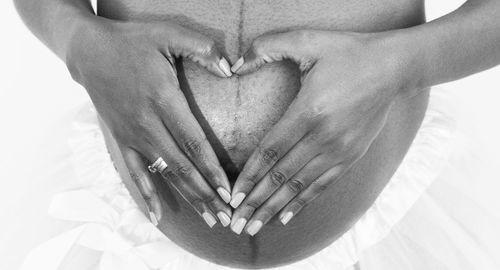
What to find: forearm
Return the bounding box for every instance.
[389,0,500,89]
[14,0,96,61]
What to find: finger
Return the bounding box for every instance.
[121,147,162,225]
[279,165,346,226]
[166,172,218,227]
[157,79,232,204]
[231,140,317,233]
[161,168,232,228]
[241,156,331,236]
[231,30,319,75]
[230,104,310,209]
[157,24,232,77]
[136,118,232,228]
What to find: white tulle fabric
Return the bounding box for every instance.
[19,89,500,270]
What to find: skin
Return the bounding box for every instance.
[230,0,500,236]
[229,31,417,235]
[15,0,236,227]
[65,19,235,226]
[14,0,500,267]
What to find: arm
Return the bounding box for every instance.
[13,0,94,61]
[394,0,500,88]
[228,0,500,236]
[14,0,234,228]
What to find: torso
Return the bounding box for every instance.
[99,0,430,268]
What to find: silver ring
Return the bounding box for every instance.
[148,157,168,174]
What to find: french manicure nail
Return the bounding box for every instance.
[230,193,246,208]
[246,220,263,236]
[149,211,159,226]
[202,212,217,228]
[231,57,244,73]
[281,212,293,225]
[231,218,247,235]
[219,58,232,77]
[217,187,232,204]
[217,212,231,227]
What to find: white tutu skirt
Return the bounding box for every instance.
[14,88,500,270]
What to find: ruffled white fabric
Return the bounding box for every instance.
[20,89,467,270]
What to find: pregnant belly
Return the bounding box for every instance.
[99,0,429,268]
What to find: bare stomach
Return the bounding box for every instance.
[99,0,429,268]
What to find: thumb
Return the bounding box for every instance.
[158,24,232,78]
[231,30,318,75]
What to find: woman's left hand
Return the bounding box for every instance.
[228,30,417,235]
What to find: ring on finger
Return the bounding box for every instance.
[148,157,168,174]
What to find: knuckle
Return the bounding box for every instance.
[200,192,217,205]
[188,197,203,207]
[269,170,287,187]
[241,173,259,185]
[132,112,156,133]
[204,168,223,187]
[307,103,327,121]
[251,37,265,54]
[160,169,177,180]
[257,207,276,221]
[340,136,358,154]
[129,171,143,184]
[172,162,195,178]
[141,195,153,205]
[151,82,173,101]
[297,106,326,129]
[139,191,154,202]
[286,179,305,194]
[142,192,153,202]
[197,39,216,56]
[181,138,203,158]
[318,130,337,146]
[312,181,330,193]
[245,200,261,212]
[326,134,352,154]
[294,198,307,208]
[303,130,322,145]
[259,147,279,164]
[316,183,329,193]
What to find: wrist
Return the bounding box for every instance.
[62,12,108,65]
[368,30,428,96]
[64,14,118,83]
[47,2,95,60]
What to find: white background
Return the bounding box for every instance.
[0,1,499,269]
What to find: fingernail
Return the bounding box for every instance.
[281,212,293,225]
[231,57,244,73]
[217,212,231,227]
[202,212,217,228]
[149,211,159,226]
[231,218,247,235]
[219,58,232,77]
[217,187,232,204]
[230,193,246,208]
[246,220,263,236]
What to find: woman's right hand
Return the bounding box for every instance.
[65,18,233,228]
